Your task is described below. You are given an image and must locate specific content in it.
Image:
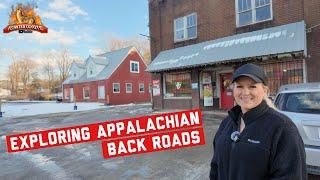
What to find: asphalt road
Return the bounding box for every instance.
[0,104,318,180]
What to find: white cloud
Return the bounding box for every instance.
[76,33,95,42]
[40,11,67,21]
[16,35,25,41]
[31,29,77,45]
[46,0,88,21]
[67,5,88,16]
[33,29,95,46]
[3,26,95,47]
[0,3,6,9]
[29,52,46,65]
[49,0,72,10]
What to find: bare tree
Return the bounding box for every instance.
[19,57,36,93]
[42,51,56,91]
[6,50,20,95]
[7,61,20,95]
[107,36,151,64]
[56,49,73,83]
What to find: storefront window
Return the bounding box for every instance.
[200,72,217,106]
[261,60,303,96]
[164,73,191,98]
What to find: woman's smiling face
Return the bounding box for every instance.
[233,76,267,113]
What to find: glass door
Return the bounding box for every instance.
[202,72,213,107]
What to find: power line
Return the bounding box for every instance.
[307,23,320,33]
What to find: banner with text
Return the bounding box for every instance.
[6,109,204,158]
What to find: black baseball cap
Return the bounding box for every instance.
[232,63,267,85]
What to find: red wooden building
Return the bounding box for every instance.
[62,46,151,105]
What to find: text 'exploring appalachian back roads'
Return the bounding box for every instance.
[6,109,205,158]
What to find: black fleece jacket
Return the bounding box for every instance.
[210,100,306,180]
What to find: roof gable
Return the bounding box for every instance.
[63,46,133,84]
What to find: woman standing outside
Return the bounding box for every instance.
[210,63,306,180]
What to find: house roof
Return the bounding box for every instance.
[63,46,133,84]
[73,61,86,69]
[146,21,307,72]
[88,55,109,66]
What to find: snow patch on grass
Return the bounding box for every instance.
[1,102,105,118]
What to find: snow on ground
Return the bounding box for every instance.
[107,103,151,108]
[0,101,106,118]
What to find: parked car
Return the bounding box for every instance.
[54,93,63,103]
[274,83,320,175]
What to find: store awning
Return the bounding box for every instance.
[146,21,307,72]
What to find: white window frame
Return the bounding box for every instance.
[130,61,139,73]
[174,13,197,42]
[113,83,120,93]
[139,83,145,93]
[98,85,105,99]
[83,87,90,100]
[174,17,185,42]
[126,83,132,93]
[235,0,273,27]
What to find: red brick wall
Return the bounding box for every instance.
[149,0,320,81]
[149,0,305,58]
[304,0,320,82]
[163,98,192,109]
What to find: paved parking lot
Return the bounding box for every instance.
[0,104,318,179]
[0,104,221,180]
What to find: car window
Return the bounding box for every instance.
[275,91,320,114]
[274,93,286,109]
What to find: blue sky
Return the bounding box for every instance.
[0,0,149,79]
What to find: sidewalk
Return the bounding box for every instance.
[202,110,228,116]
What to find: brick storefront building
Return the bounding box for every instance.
[63,47,151,105]
[147,0,320,110]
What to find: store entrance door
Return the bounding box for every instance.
[220,73,234,109]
